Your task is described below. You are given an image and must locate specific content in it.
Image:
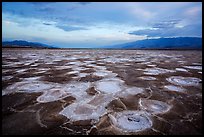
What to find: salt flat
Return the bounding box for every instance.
[2,49,202,135]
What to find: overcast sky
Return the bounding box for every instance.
[2,2,202,48]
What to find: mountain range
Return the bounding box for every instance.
[104,37,202,49]
[2,37,202,49]
[2,40,57,49]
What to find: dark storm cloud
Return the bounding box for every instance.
[56,25,88,32]
[78,2,91,5]
[43,23,52,26]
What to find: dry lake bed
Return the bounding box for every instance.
[2,49,202,135]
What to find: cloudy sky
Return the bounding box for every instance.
[2,2,202,48]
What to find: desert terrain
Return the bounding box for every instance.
[2,49,202,135]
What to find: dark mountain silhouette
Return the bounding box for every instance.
[104,37,202,49]
[2,40,58,49]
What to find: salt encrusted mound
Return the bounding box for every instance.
[143,67,175,75]
[175,68,188,72]
[164,85,186,93]
[138,76,157,80]
[62,82,91,100]
[37,88,71,103]
[95,79,124,94]
[183,66,202,70]
[59,94,114,122]
[139,98,172,114]
[93,70,117,77]
[118,86,145,98]
[166,76,202,86]
[2,81,54,96]
[108,110,152,132]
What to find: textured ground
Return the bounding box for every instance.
[2,49,202,135]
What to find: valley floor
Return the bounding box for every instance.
[2,49,202,135]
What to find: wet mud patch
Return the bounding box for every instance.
[80,68,96,73]
[122,75,150,87]
[39,69,76,84]
[79,74,103,82]
[2,100,69,135]
[2,111,48,135]
[169,118,202,135]
[106,99,128,112]
[45,122,92,135]
[32,102,70,127]
[148,115,172,135]
[118,96,141,110]
[2,92,42,116]
[52,60,70,66]
[155,61,180,70]
[86,87,99,95]
[2,69,18,76]
[40,75,74,84]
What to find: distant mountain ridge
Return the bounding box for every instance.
[105,37,202,49]
[2,37,202,49]
[2,40,57,49]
